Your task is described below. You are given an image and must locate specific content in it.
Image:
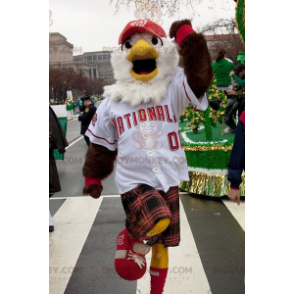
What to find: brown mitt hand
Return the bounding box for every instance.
[83,184,103,199]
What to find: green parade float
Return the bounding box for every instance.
[179,0,245,197]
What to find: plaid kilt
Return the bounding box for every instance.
[121,184,180,247]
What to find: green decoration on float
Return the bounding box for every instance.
[180,78,228,136]
[236,0,245,44]
[203,107,213,140]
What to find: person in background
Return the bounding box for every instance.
[49,106,68,232]
[212,49,236,87]
[73,97,78,114]
[78,95,97,146]
[66,100,74,119]
[77,98,83,112]
[227,111,245,206]
[224,64,245,133]
[230,65,245,87]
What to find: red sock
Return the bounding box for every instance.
[150,267,168,294]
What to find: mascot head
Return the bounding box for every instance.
[103,20,179,106]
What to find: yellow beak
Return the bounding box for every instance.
[127,39,158,61]
[127,39,159,82]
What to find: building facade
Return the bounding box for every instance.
[73,51,115,85]
[49,33,89,78]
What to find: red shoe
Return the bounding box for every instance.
[114,228,151,281]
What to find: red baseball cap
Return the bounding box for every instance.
[118,19,166,44]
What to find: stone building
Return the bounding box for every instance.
[73,52,115,85]
[49,32,89,78]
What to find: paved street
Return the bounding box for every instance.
[50,121,245,294]
[66,117,82,143]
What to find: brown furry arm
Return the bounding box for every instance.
[170,19,213,98]
[82,143,117,198]
[83,143,117,179]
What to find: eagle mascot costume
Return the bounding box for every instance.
[82,19,213,293]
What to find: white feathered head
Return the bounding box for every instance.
[103,20,179,106]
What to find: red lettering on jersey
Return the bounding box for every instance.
[117,117,124,135]
[168,132,179,151]
[132,112,138,126]
[112,118,119,138]
[178,130,183,148]
[123,113,131,129]
[92,113,97,126]
[173,115,177,122]
[156,106,165,121]
[164,105,173,122]
[147,107,157,121]
[138,109,147,122]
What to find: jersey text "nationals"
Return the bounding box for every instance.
[86,69,208,194]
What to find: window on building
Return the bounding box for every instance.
[93,68,97,79]
[93,56,97,60]
[103,55,107,59]
[98,56,102,60]
[89,69,92,78]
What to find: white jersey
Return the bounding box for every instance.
[86,69,208,194]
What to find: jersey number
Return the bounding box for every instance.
[168,131,183,151]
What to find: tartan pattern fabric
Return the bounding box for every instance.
[121,184,180,247]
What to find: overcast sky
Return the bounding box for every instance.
[49,0,236,54]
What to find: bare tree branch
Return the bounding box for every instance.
[199,18,245,63]
[109,0,205,18]
[49,67,106,99]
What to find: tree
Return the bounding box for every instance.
[109,0,231,19]
[110,0,203,17]
[49,67,105,100]
[198,18,245,63]
[84,78,106,96]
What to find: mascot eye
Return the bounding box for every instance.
[151,37,158,45]
[142,123,146,127]
[151,123,155,127]
[125,41,132,49]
